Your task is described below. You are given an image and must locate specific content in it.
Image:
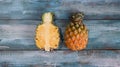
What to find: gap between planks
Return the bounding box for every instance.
[0,19,120,20]
[0,49,120,51]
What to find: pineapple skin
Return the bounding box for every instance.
[64,12,88,51]
[35,12,60,51]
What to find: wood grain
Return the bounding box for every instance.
[0,50,120,67]
[0,0,119,67]
[0,0,120,19]
[0,20,120,50]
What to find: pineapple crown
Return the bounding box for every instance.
[42,12,54,23]
[71,12,84,21]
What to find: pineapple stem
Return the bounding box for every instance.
[42,12,53,24]
[71,12,84,22]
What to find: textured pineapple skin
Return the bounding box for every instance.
[64,22,88,51]
[35,23,60,51]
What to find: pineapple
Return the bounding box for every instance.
[64,12,88,51]
[35,12,60,51]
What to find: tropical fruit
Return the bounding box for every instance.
[64,12,88,51]
[35,12,60,51]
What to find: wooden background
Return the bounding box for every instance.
[0,0,120,67]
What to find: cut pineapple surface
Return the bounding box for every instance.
[35,12,60,51]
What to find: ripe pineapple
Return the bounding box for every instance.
[35,12,60,51]
[64,12,88,51]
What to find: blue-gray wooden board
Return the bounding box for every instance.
[0,50,120,67]
[0,20,120,50]
[0,0,120,67]
[0,0,120,20]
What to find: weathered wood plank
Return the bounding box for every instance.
[0,50,120,67]
[0,20,120,50]
[0,0,120,19]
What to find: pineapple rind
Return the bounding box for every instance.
[64,12,88,51]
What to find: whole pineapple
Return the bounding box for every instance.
[64,12,88,51]
[35,12,60,51]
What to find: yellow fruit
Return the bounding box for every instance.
[35,12,60,51]
[64,12,88,51]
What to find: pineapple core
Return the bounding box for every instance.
[35,12,60,51]
[43,13,51,51]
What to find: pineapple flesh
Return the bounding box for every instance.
[35,12,60,51]
[64,12,88,51]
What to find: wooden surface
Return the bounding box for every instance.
[0,0,120,20]
[0,20,120,50]
[0,0,120,67]
[0,50,120,67]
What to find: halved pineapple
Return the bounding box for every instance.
[35,12,60,51]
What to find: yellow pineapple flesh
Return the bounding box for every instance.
[35,12,60,51]
[64,12,88,51]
